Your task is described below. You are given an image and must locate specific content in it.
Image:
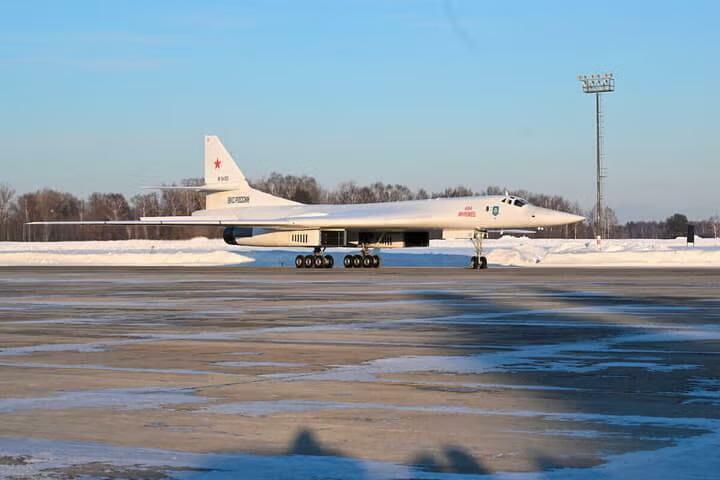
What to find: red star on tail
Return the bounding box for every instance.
[214,158,222,169]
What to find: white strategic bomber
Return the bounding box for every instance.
[31,136,584,269]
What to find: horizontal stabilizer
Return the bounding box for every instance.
[143,185,239,193]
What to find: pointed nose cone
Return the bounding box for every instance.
[559,212,586,225]
[533,207,585,227]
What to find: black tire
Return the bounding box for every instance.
[324,255,334,268]
[304,255,314,268]
[295,255,304,268]
[471,256,478,269]
[314,255,324,268]
[372,255,380,268]
[362,255,373,268]
[479,256,488,269]
[343,255,353,268]
[352,255,363,268]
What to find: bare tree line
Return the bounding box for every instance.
[0,176,717,242]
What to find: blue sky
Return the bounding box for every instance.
[0,0,718,220]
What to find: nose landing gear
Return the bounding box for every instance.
[470,230,488,270]
[470,255,488,269]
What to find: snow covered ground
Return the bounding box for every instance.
[1,236,719,267]
[0,238,254,267]
[420,235,720,267]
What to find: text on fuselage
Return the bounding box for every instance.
[227,196,250,204]
[457,205,476,217]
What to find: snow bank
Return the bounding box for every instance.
[484,236,720,267]
[403,236,720,267]
[1,236,719,267]
[0,238,253,266]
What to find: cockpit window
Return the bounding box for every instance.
[514,198,527,207]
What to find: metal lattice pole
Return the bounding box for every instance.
[578,73,614,243]
[595,92,602,240]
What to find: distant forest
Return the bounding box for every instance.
[0,174,717,242]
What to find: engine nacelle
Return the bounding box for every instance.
[223,227,253,245]
[223,227,346,248]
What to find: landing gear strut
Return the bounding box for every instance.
[295,247,334,269]
[344,245,380,269]
[470,230,488,270]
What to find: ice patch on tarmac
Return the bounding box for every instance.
[525,360,698,373]
[267,328,718,382]
[397,380,585,392]
[200,399,720,430]
[0,387,206,414]
[0,437,480,480]
[3,427,720,480]
[216,361,308,368]
[682,378,720,405]
[0,322,381,358]
[403,304,697,330]
[0,338,152,356]
[0,361,235,376]
[4,316,168,326]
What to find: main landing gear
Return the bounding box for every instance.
[470,230,488,270]
[294,246,381,270]
[295,248,334,269]
[343,253,380,269]
[343,244,380,269]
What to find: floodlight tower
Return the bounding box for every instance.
[578,73,614,242]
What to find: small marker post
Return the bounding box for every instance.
[687,225,695,247]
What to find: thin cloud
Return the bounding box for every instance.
[442,0,480,54]
[0,56,177,71]
[0,31,187,47]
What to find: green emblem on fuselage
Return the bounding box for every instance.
[492,206,500,216]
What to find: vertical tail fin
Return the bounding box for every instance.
[204,135,250,189]
[203,135,301,209]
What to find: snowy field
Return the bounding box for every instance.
[1,236,720,267]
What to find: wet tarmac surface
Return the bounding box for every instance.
[1,267,720,479]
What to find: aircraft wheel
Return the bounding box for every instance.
[313,255,324,268]
[479,256,488,269]
[295,255,305,268]
[304,255,315,268]
[362,255,373,268]
[352,255,363,268]
[471,256,478,269]
[324,255,334,268]
[343,255,353,268]
[372,255,380,268]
